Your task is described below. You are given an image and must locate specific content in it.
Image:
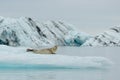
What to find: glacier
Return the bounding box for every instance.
[0,45,112,69]
[0,16,91,48]
[64,31,91,46]
[83,26,120,46]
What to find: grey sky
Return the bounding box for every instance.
[0,0,120,34]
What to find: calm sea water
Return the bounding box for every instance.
[0,47,120,80]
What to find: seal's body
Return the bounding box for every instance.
[26,46,58,54]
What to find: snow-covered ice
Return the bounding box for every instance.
[0,45,112,69]
[83,26,120,46]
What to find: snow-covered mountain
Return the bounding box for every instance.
[83,26,120,46]
[0,16,90,48]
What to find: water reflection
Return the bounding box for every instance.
[0,69,109,80]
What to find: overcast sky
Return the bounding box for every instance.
[0,0,120,34]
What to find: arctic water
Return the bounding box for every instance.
[0,47,119,80]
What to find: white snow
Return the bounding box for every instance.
[0,45,112,69]
[0,16,91,48]
[83,26,120,46]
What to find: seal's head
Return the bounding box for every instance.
[26,49,34,52]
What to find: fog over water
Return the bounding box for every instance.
[0,0,120,34]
